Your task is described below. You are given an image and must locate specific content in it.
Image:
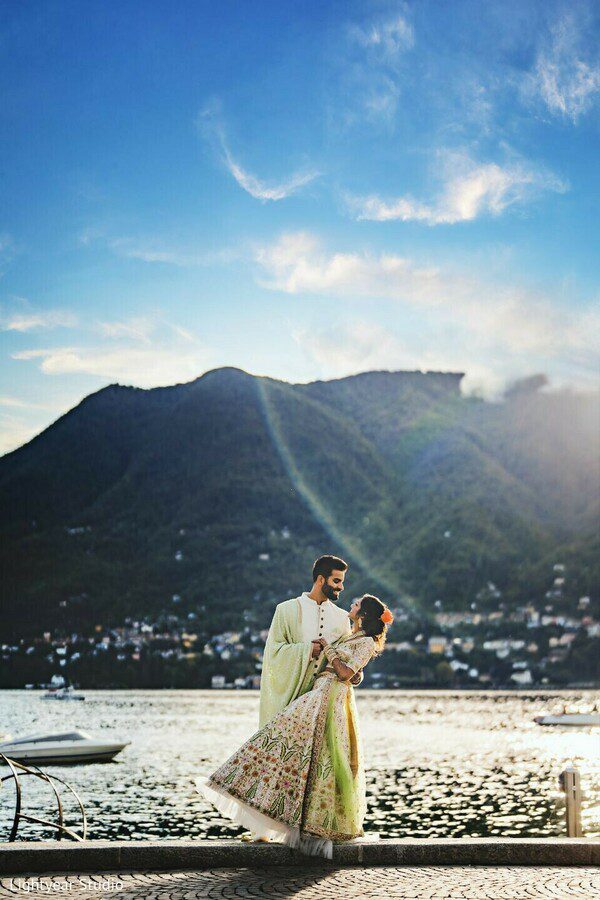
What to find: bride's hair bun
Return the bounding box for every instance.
[358,594,390,652]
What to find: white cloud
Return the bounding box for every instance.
[98,317,156,344]
[292,321,514,398]
[221,146,318,201]
[297,317,582,400]
[109,240,194,265]
[0,389,78,453]
[108,237,238,267]
[198,104,319,201]
[293,320,410,377]
[527,14,600,122]
[77,231,239,267]
[0,414,41,455]
[0,395,77,454]
[1,308,78,332]
[331,12,414,131]
[348,14,415,65]
[346,150,567,224]
[255,231,599,396]
[361,76,400,123]
[97,315,202,345]
[12,344,211,387]
[0,395,55,410]
[169,324,197,343]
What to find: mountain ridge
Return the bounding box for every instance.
[0,367,597,644]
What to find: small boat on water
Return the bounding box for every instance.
[0,730,130,764]
[534,713,600,726]
[41,685,85,701]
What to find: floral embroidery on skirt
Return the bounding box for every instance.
[199,634,374,854]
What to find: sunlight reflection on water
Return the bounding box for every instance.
[0,689,598,841]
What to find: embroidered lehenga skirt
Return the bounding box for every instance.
[197,668,367,858]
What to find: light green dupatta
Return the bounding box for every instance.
[258,599,314,727]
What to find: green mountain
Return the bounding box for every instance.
[0,367,598,642]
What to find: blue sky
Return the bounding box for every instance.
[1,0,599,452]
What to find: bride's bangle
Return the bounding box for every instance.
[324,646,339,663]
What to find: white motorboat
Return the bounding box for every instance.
[534,713,600,726]
[0,730,130,764]
[41,686,85,701]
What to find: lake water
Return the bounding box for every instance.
[1,689,598,842]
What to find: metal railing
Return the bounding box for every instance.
[0,754,88,842]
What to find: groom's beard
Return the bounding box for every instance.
[323,584,340,602]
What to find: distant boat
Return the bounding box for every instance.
[0,730,130,764]
[534,713,600,726]
[41,685,85,701]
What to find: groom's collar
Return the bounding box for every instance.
[302,591,330,606]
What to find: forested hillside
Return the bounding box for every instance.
[1,367,598,647]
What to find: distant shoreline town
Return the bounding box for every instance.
[2,563,598,691]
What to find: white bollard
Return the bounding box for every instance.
[558,766,583,837]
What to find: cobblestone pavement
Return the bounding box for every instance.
[1,867,599,899]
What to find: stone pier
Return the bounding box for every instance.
[0,839,598,899]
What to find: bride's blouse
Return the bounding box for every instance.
[321,633,375,682]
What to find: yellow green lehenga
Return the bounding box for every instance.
[197,632,375,858]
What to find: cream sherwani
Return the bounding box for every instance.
[258,593,351,727]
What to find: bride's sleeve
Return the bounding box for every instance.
[343,638,374,675]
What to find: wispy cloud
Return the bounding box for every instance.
[12,343,211,387]
[526,13,600,122]
[348,13,415,66]
[79,230,240,267]
[109,240,196,265]
[292,320,558,400]
[97,315,201,345]
[0,413,42,455]
[4,316,204,451]
[1,307,78,332]
[329,11,414,131]
[293,320,408,378]
[0,394,55,410]
[198,103,319,201]
[109,237,238,266]
[0,396,75,454]
[345,150,567,224]
[12,310,207,386]
[221,146,318,201]
[97,317,156,344]
[256,231,598,396]
[169,323,197,343]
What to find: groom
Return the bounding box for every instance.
[259,554,358,727]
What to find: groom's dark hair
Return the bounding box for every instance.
[312,555,348,582]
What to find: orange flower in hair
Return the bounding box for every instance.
[380,608,394,624]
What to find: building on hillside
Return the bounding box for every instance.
[510,669,533,685]
[428,636,448,654]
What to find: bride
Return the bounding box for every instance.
[197,594,393,858]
